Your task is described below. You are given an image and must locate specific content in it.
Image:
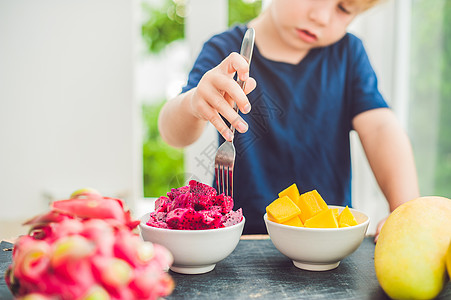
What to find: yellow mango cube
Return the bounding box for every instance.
[332,208,339,219]
[282,215,303,227]
[278,183,301,207]
[297,190,327,223]
[338,206,358,227]
[266,196,302,223]
[304,208,339,228]
[311,190,328,211]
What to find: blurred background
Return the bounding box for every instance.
[0,0,450,238]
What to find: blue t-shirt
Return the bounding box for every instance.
[182,25,388,234]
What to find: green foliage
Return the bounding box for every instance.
[141,0,262,54]
[141,0,185,54]
[435,1,451,196]
[228,0,262,27]
[142,101,184,197]
[409,0,451,197]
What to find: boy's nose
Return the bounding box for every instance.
[308,2,334,26]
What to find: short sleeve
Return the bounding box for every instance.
[347,36,389,119]
[181,27,244,94]
[181,41,225,93]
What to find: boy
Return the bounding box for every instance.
[158,0,419,238]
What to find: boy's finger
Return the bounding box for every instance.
[196,99,234,141]
[212,75,252,115]
[218,52,250,80]
[243,77,257,96]
[207,89,248,135]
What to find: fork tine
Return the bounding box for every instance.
[229,167,233,197]
[220,165,225,195]
[225,166,229,197]
[216,164,223,195]
[220,164,226,196]
[215,163,220,194]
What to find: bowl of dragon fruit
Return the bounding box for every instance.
[139,180,245,275]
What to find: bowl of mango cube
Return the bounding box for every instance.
[264,183,370,271]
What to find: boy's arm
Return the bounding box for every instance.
[352,108,420,240]
[158,88,207,148]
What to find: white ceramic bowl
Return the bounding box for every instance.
[139,213,245,274]
[264,205,369,271]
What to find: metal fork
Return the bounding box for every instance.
[214,28,255,197]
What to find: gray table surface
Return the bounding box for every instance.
[2,238,451,299]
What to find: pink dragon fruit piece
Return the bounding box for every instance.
[196,210,223,229]
[169,192,194,210]
[166,185,189,200]
[188,180,217,198]
[213,194,234,214]
[178,209,204,230]
[165,208,191,229]
[154,196,171,213]
[165,208,216,230]
[191,192,215,211]
[188,180,217,209]
[147,212,169,229]
[221,208,243,227]
[168,181,217,212]
[209,205,223,214]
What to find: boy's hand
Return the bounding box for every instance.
[374,216,387,243]
[190,52,257,141]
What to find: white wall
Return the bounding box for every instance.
[0,0,141,220]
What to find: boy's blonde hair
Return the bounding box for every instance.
[348,0,382,12]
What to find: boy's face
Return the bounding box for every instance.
[270,0,364,51]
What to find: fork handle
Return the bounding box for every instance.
[230,79,246,135]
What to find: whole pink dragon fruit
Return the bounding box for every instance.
[147,180,243,230]
[5,189,174,300]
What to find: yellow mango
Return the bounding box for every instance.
[338,206,358,227]
[282,215,303,227]
[331,208,339,219]
[311,189,328,211]
[304,209,339,228]
[375,196,451,299]
[278,183,300,207]
[266,196,301,223]
[446,241,451,280]
[297,190,326,223]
